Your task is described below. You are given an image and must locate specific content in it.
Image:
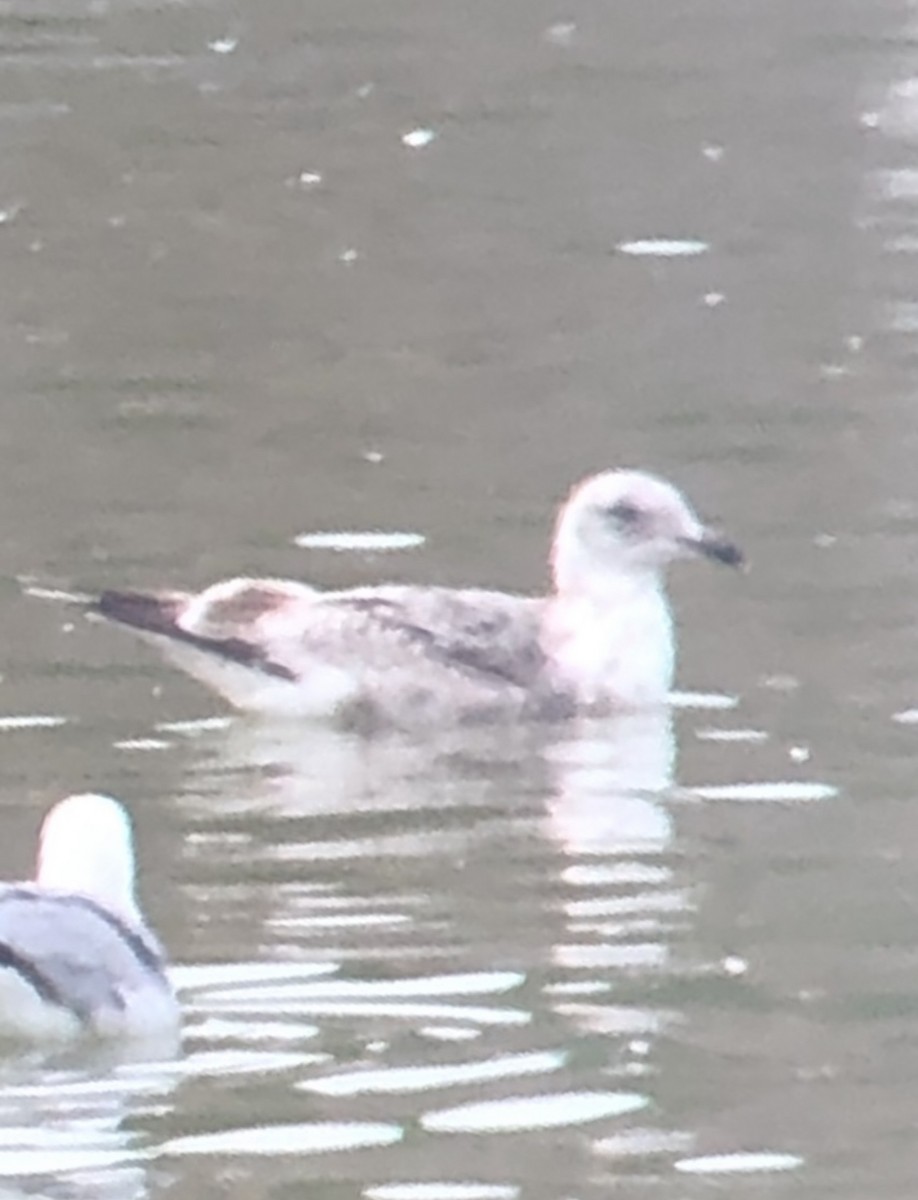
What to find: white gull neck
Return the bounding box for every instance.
[545,513,676,708]
[36,793,142,925]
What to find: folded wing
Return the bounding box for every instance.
[93,578,550,719]
[0,887,171,1033]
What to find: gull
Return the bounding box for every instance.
[0,793,180,1043]
[87,469,742,728]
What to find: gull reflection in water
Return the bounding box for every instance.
[164,707,691,1182]
[543,709,676,857]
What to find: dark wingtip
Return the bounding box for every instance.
[91,588,298,683]
[91,590,185,637]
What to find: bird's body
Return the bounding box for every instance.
[88,470,742,729]
[0,794,179,1044]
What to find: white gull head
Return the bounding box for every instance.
[551,469,742,596]
[36,793,141,925]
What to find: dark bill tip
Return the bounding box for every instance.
[696,534,745,568]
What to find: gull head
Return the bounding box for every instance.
[552,469,742,593]
[36,793,140,923]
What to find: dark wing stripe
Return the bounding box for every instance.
[51,894,166,978]
[0,888,169,985]
[0,941,73,1013]
[330,597,538,688]
[91,591,297,682]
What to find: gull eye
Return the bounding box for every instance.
[607,499,642,526]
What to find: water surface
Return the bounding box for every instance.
[0,0,914,1197]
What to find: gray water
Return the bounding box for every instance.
[0,0,914,1195]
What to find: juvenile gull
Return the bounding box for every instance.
[0,793,179,1043]
[90,470,742,727]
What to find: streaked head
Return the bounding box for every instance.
[552,469,742,592]
[36,793,140,923]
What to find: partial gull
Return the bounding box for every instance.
[88,470,742,727]
[0,793,179,1043]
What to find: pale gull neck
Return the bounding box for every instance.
[547,537,675,707]
[36,794,142,925]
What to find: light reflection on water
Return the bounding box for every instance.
[0,693,836,1197]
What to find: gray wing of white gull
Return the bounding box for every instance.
[92,579,556,724]
[0,885,171,1031]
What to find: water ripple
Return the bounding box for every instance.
[365,1187,519,1200]
[420,1091,648,1134]
[674,1152,804,1175]
[161,1121,405,1157]
[300,1049,564,1097]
